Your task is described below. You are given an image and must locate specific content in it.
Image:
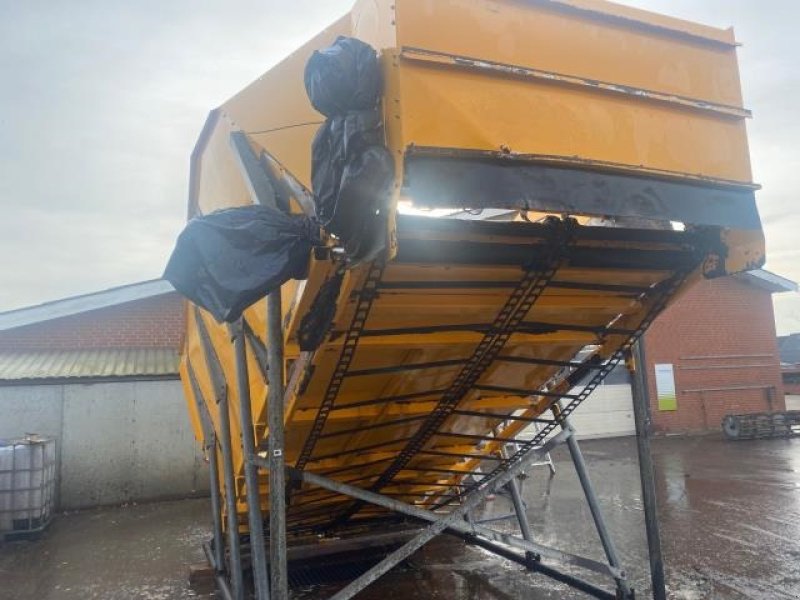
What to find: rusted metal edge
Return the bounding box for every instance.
[403,152,761,235]
[401,47,750,119]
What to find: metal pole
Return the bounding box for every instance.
[232,320,271,600]
[507,475,537,557]
[329,433,569,600]
[267,292,288,599]
[555,402,632,598]
[187,362,226,574]
[631,341,667,600]
[217,387,245,600]
[501,447,537,561]
[203,542,235,600]
[207,436,226,573]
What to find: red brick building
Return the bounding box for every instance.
[0,284,184,354]
[643,270,796,433]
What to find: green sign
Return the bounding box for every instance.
[654,363,677,411]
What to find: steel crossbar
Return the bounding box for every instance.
[286,427,628,600]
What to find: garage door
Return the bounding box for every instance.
[568,382,635,438]
[519,366,635,440]
[786,395,800,411]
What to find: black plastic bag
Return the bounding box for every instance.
[164,205,319,323]
[311,109,385,225]
[297,272,344,351]
[305,36,394,261]
[335,145,394,254]
[304,36,381,117]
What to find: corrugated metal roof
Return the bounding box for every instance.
[0,348,180,382]
[736,269,798,294]
[0,279,175,332]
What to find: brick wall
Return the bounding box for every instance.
[0,292,185,351]
[643,276,785,434]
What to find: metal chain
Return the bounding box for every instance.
[329,219,576,526]
[293,260,385,472]
[438,260,698,508]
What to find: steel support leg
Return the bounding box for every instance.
[217,389,245,600]
[630,341,666,600]
[555,403,633,598]
[207,435,226,573]
[232,320,270,600]
[188,362,226,574]
[501,447,537,561]
[267,292,288,599]
[507,472,537,559]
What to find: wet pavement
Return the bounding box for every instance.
[1,435,799,599]
[0,499,211,600]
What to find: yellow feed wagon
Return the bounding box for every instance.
[167,1,763,599]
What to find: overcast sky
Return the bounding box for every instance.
[1,0,798,333]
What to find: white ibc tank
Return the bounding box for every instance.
[0,444,13,532]
[0,435,56,535]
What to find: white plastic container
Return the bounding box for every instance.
[0,435,56,537]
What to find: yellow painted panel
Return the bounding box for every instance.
[396,60,752,182]
[395,0,743,106]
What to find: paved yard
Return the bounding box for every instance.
[1,435,798,599]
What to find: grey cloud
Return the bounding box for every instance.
[1,0,798,334]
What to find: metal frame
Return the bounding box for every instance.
[472,430,555,528]
[192,131,679,600]
[555,402,632,598]
[207,297,640,600]
[194,309,245,600]
[229,130,291,600]
[280,427,632,600]
[186,363,225,573]
[266,291,289,598]
[0,436,56,542]
[630,341,667,600]
[231,320,270,600]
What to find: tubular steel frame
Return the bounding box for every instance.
[218,357,640,600]
[190,130,686,599]
[212,309,640,599]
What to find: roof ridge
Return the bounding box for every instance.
[0,279,175,332]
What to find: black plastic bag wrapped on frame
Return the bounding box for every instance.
[164,205,319,323]
[310,109,383,226]
[305,36,394,261]
[304,36,381,117]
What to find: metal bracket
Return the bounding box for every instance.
[286,428,629,600]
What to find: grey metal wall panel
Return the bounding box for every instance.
[0,380,207,508]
